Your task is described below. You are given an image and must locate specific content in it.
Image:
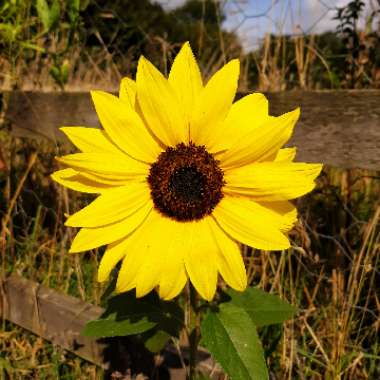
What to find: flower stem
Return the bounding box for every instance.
[188,283,201,380]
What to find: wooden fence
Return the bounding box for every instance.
[3,90,380,170]
[0,274,104,364]
[1,90,380,378]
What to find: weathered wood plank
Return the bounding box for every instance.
[0,274,104,365]
[4,90,380,170]
[4,91,100,140]
[269,91,380,171]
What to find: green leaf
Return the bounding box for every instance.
[49,65,62,87]
[19,42,46,53]
[201,303,268,380]
[83,312,156,338]
[36,0,60,31]
[142,329,170,353]
[226,287,297,326]
[61,61,69,84]
[49,61,70,89]
[82,291,183,339]
[49,0,60,29]
[0,23,21,43]
[68,0,80,25]
[36,0,50,30]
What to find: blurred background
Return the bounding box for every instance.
[1,0,380,91]
[0,1,380,379]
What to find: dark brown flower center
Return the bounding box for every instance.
[147,143,224,221]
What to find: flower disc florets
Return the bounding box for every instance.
[148,143,224,221]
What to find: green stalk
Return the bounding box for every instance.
[188,283,201,380]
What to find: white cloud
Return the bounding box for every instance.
[153,0,186,10]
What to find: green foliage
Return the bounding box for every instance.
[82,290,183,339]
[200,288,295,379]
[49,59,70,89]
[141,329,171,353]
[0,22,21,43]
[201,303,268,380]
[67,0,80,25]
[82,283,295,378]
[36,0,60,31]
[225,287,297,327]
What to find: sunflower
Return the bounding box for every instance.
[52,42,322,301]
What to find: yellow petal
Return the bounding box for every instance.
[116,210,188,299]
[257,200,297,232]
[183,219,218,301]
[136,56,187,146]
[213,196,291,250]
[218,197,296,233]
[97,237,130,282]
[116,245,146,293]
[220,108,300,169]
[158,265,187,301]
[69,202,152,253]
[119,77,136,108]
[168,42,203,129]
[208,93,271,152]
[65,182,150,227]
[224,162,322,201]
[143,212,188,300]
[114,214,164,295]
[116,212,218,301]
[207,218,247,291]
[191,59,239,146]
[51,168,118,193]
[156,223,188,300]
[57,152,148,178]
[275,147,297,162]
[74,171,134,186]
[60,127,123,154]
[91,91,161,162]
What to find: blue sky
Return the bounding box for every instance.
[155,0,376,51]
